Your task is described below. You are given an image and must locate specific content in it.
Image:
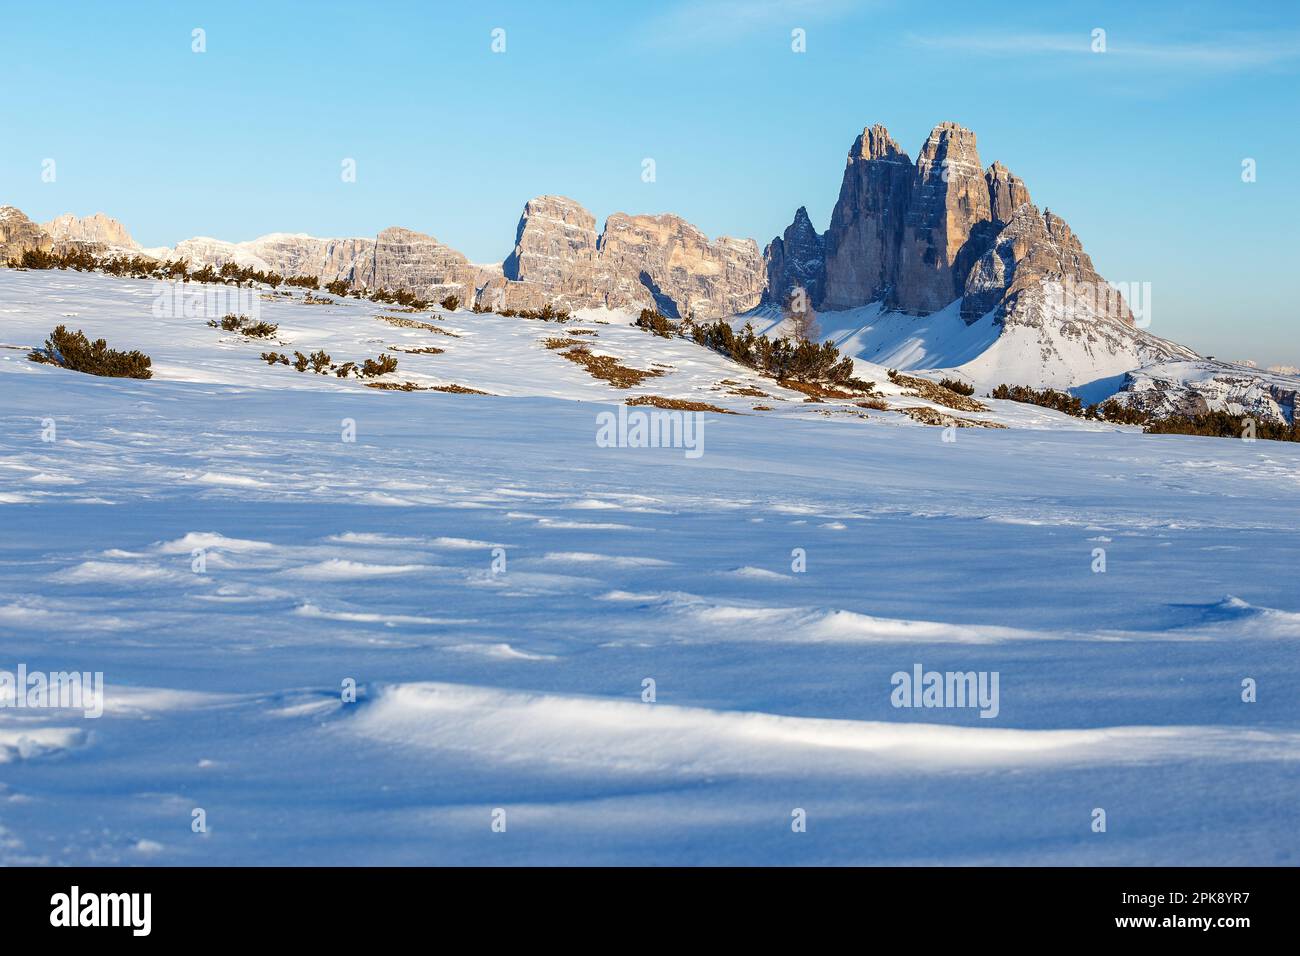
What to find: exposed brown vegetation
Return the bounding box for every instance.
[429,384,491,395]
[899,406,1006,428]
[889,370,989,412]
[778,378,862,400]
[625,395,735,414]
[543,337,586,350]
[559,347,665,388]
[364,381,430,391]
[376,315,457,336]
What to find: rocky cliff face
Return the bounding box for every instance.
[119,194,761,318]
[505,196,764,318]
[43,212,138,250]
[985,161,1031,227]
[167,230,486,303]
[791,121,1135,337]
[763,206,825,307]
[0,206,52,262]
[1114,361,1300,425]
[962,203,1133,327]
[891,122,993,315]
[818,125,912,310]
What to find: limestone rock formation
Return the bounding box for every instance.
[891,122,993,315]
[762,206,825,307]
[43,212,138,250]
[0,206,52,262]
[985,162,1031,227]
[812,122,1133,334]
[820,125,912,309]
[962,203,1132,326]
[168,230,486,304]
[503,195,599,295]
[505,197,764,318]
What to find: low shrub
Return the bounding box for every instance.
[991,383,1084,417]
[1144,411,1299,442]
[361,354,399,377]
[635,309,677,338]
[29,325,152,379]
[209,314,278,338]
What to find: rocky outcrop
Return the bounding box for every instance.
[762,206,825,307]
[985,162,1031,227]
[1115,361,1300,425]
[962,203,1132,326]
[167,230,487,303]
[503,195,599,295]
[0,206,52,262]
[808,121,1137,337]
[505,197,764,318]
[820,125,913,309]
[147,195,761,318]
[43,212,138,250]
[359,227,486,303]
[891,122,993,315]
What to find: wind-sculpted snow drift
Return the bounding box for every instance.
[1,266,1299,864]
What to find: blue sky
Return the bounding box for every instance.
[2,0,1297,363]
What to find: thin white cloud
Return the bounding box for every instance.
[907,31,1300,70]
[640,0,859,49]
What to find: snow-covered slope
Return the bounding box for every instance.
[0,269,1119,430]
[743,298,1200,399]
[2,268,1299,866]
[1116,360,1300,425]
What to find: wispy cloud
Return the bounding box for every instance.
[639,0,859,49]
[907,31,1300,71]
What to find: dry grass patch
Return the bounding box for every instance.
[389,345,444,355]
[376,315,458,336]
[899,406,1006,428]
[888,371,989,412]
[778,378,861,400]
[560,347,664,389]
[626,395,735,414]
[856,397,889,411]
[364,381,430,391]
[543,337,586,350]
[430,383,491,395]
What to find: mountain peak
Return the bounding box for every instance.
[852,124,910,164]
[43,211,138,250]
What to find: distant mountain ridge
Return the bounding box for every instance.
[2,122,1296,420]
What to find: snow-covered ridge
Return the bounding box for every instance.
[0,269,1121,431]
